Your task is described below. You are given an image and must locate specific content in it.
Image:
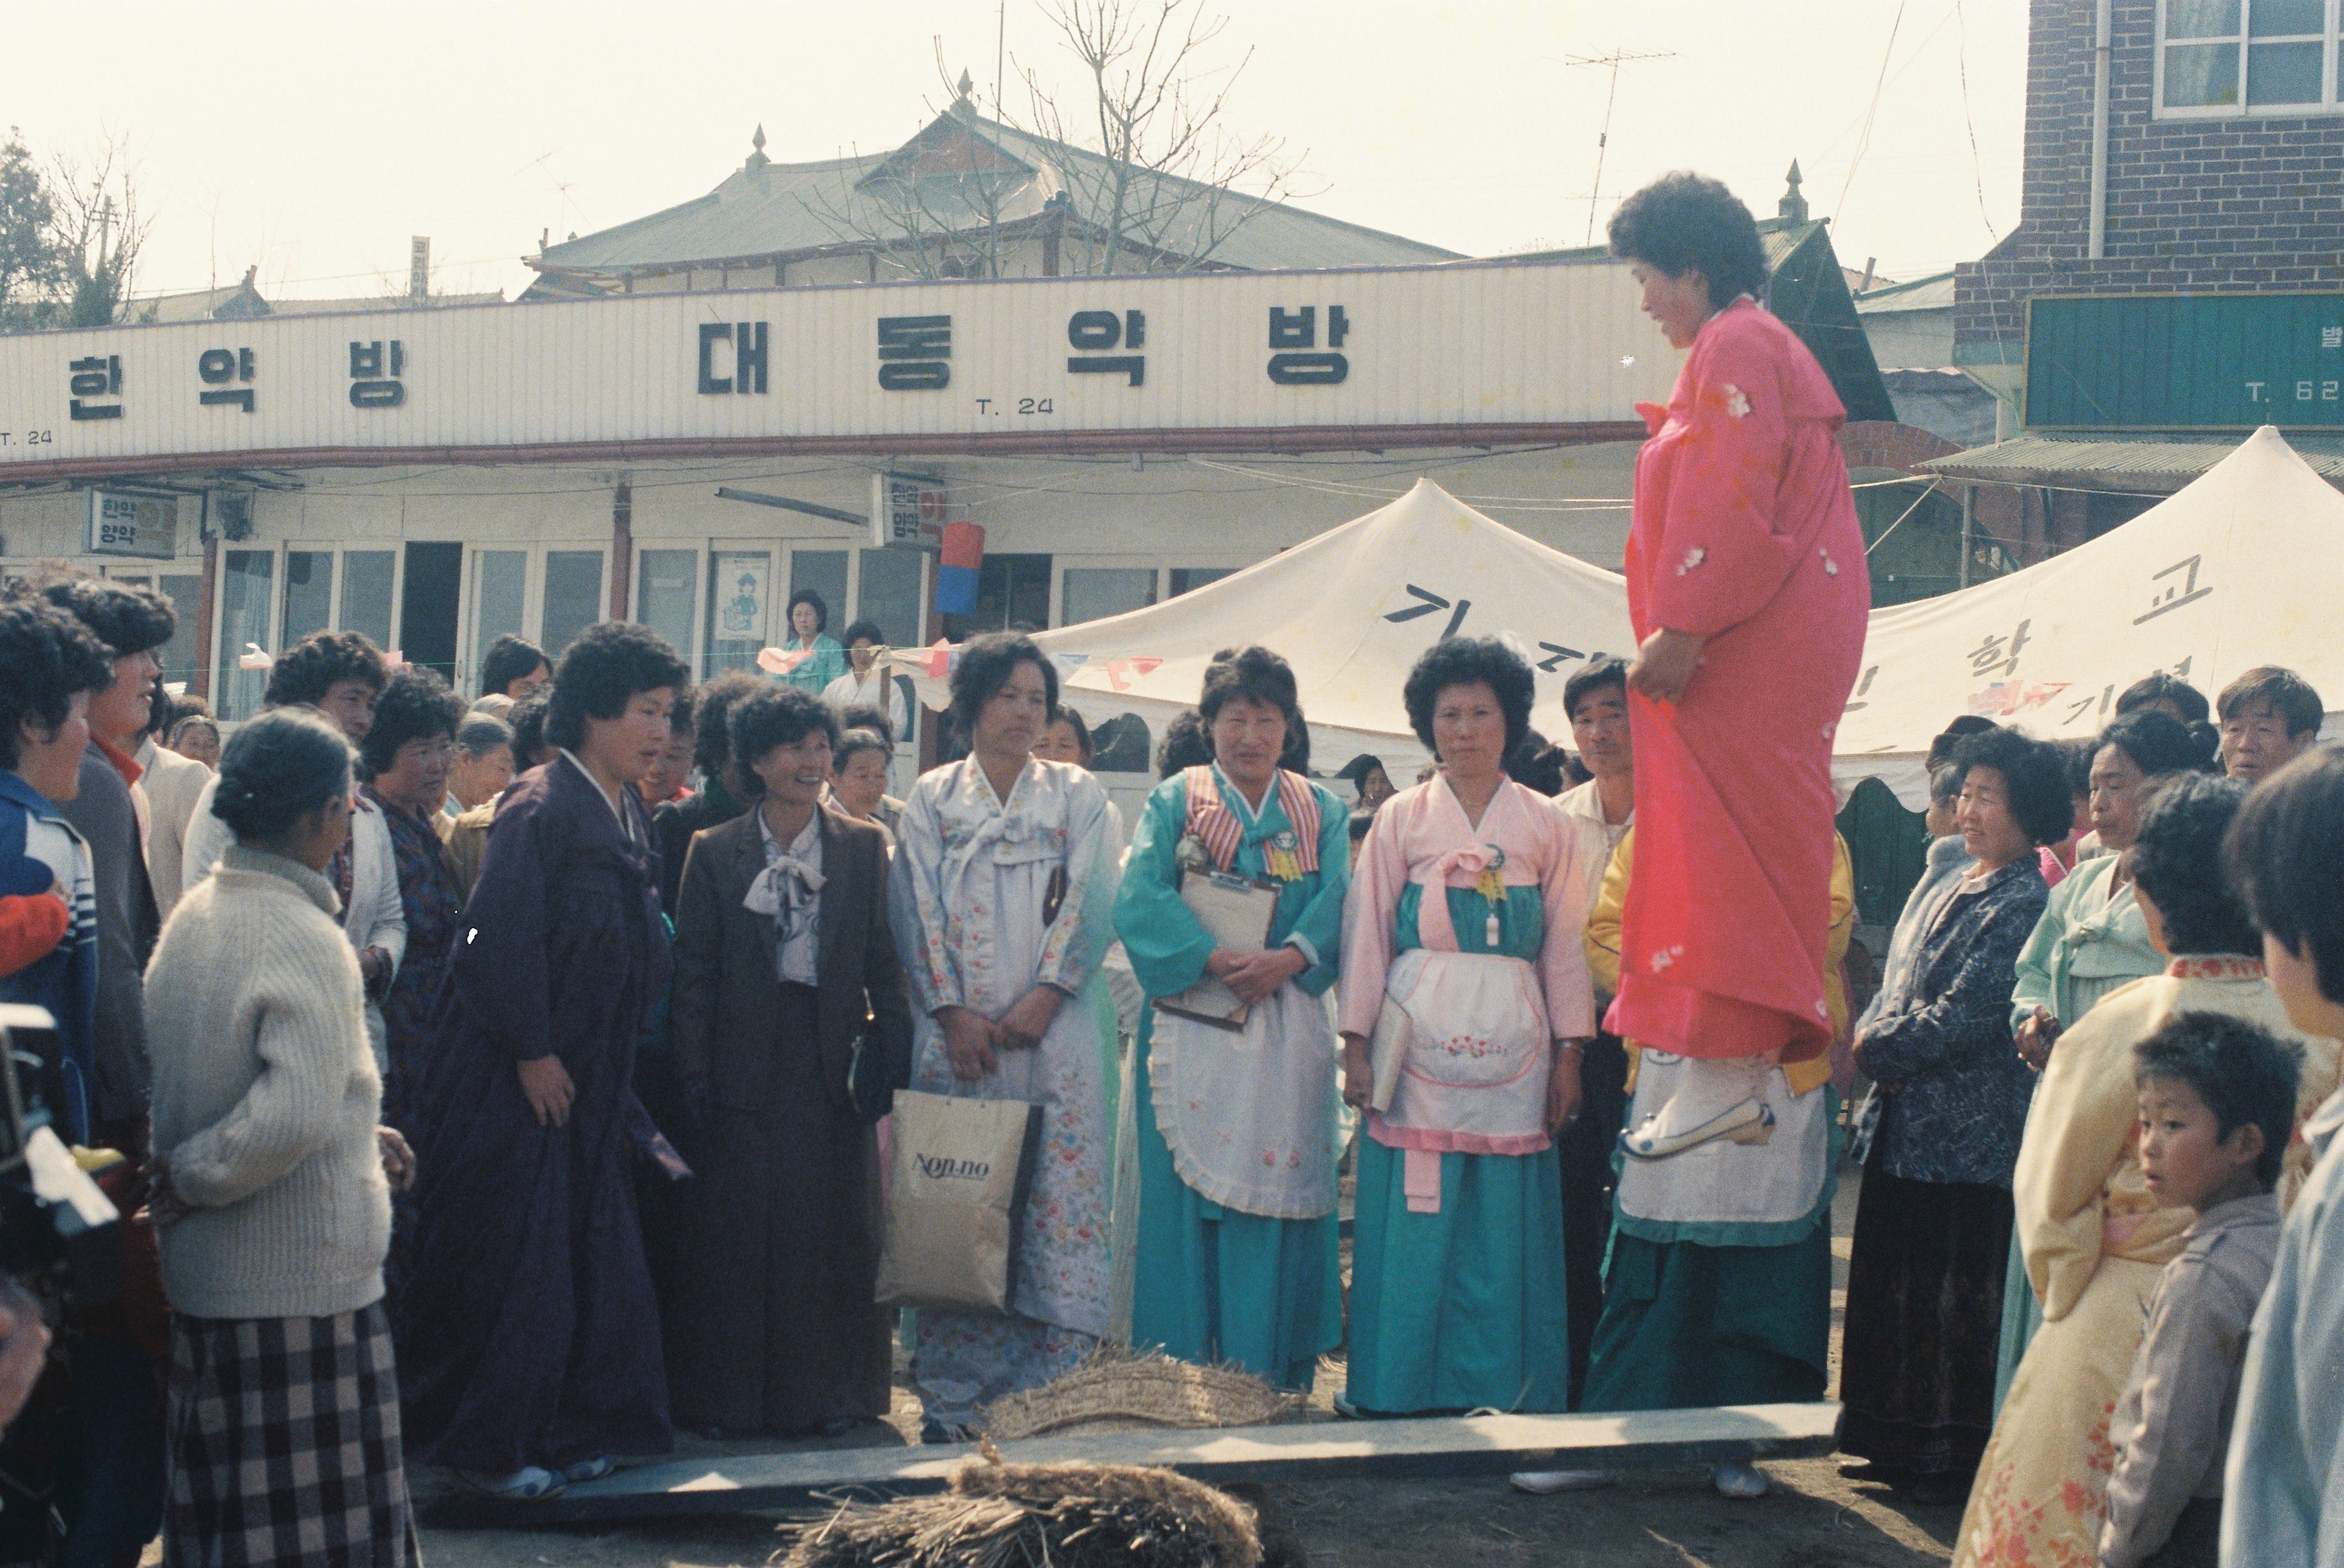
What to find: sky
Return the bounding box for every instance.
[1,0,2029,306]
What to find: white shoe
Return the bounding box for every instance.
[458,1465,565,1501]
[1620,1056,1775,1159]
[1511,1468,1616,1494]
[1712,1459,1768,1499]
[1621,1098,1774,1159]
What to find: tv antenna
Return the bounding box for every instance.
[1561,48,1675,244]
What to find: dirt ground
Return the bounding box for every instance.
[405,1166,1968,1568]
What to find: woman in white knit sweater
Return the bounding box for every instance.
[144,706,420,1566]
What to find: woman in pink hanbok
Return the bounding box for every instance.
[1604,172,1872,1159]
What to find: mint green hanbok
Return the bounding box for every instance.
[1116,766,1348,1391]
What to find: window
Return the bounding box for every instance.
[341,551,396,652]
[789,550,850,638]
[470,549,528,691]
[215,550,274,721]
[948,554,1052,639]
[540,550,604,662]
[2159,0,2337,114]
[283,550,334,649]
[636,549,698,665]
[1168,567,1234,597]
[855,547,924,648]
[1061,567,1157,626]
[155,573,203,693]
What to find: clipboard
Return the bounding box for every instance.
[1155,867,1282,1032]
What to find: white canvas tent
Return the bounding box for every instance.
[892,430,2344,812]
[894,478,1637,798]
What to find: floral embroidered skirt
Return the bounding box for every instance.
[1951,1254,2164,1567]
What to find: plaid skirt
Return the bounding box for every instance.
[165,1303,421,1568]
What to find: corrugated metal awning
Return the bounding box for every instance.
[1920,432,2344,493]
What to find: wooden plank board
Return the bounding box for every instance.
[457,1402,1841,1525]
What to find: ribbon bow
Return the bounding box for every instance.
[744,855,825,919]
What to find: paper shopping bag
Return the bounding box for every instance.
[875,1090,1044,1315]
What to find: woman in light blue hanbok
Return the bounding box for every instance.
[1115,647,1350,1391]
[1337,637,1596,1415]
[887,634,1117,1439]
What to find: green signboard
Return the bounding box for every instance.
[2026,293,2344,431]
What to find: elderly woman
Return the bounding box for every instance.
[1603,172,1870,1159]
[778,589,848,697]
[666,686,912,1436]
[1993,710,2210,1406]
[1337,754,1395,812]
[168,712,220,771]
[827,726,903,840]
[1115,647,1350,1391]
[444,711,514,820]
[1952,774,2339,1567]
[144,707,420,1562]
[357,670,468,1138]
[1337,637,1596,1416]
[887,632,1118,1440]
[1840,726,2068,1504]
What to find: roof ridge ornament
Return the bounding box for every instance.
[1779,160,1809,225]
[746,124,770,170]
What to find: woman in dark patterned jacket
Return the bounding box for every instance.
[1839,725,2070,1504]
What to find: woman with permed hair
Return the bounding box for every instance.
[1333,636,1598,1415]
[1114,646,1352,1391]
[886,632,1120,1439]
[1603,171,1872,1160]
[776,588,848,698]
[1952,774,2339,1565]
[401,621,690,1501]
[1840,726,2066,1502]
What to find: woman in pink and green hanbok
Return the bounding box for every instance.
[1337,637,1596,1415]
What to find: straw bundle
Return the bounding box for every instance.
[980,1348,1306,1441]
[781,1453,1264,1568]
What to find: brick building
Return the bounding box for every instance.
[1931,0,2344,555]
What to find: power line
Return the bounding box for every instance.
[1954,0,2002,244]
[1836,1,1911,224]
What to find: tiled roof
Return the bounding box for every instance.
[531,108,1461,278]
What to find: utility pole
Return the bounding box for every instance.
[1563,48,1675,245]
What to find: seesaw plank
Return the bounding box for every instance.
[462,1401,1841,1525]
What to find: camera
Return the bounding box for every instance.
[0,1006,121,1306]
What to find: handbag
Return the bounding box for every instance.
[875,1089,1044,1315]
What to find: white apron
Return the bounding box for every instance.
[1149,987,1339,1220]
[1614,1050,1829,1227]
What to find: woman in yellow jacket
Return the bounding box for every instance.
[1577,827,1853,1498]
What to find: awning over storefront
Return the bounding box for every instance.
[1922,431,2344,493]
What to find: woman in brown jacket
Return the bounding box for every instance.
[666,685,914,1437]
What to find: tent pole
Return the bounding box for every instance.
[1958,487,1974,589]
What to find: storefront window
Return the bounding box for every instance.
[1168,567,1234,596]
[855,547,924,648]
[1061,567,1157,626]
[215,550,274,721]
[471,550,527,683]
[790,550,850,636]
[540,550,604,661]
[951,553,1052,639]
[342,551,396,653]
[635,549,698,669]
[156,573,202,693]
[282,551,334,649]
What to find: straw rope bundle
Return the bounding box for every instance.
[979,1348,1306,1441]
[781,1451,1264,1568]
